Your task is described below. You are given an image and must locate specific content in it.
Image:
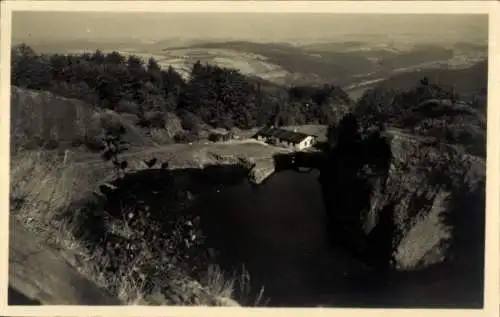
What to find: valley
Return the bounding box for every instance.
[28,37,487,100]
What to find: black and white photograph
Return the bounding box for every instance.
[3,1,498,314]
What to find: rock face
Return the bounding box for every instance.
[10,86,155,152]
[248,159,276,184]
[269,115,486,272]
[322,122,486,271]
[9,218,121,305]
[374,132,483,267]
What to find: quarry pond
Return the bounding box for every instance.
[193,169,337,306]
[177,165,484,308]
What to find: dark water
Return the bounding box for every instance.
[191,170,406,307]
[193,170,351,306]
[101,165,483,308]
[187,168,484,308]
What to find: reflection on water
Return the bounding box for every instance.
[189,169,483,308]
[98,163,483,307]
[192,170,367,306]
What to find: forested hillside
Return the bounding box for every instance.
[11,44,353,137]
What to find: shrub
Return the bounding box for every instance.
[64,125,244,305]
[100,126,129,179]
[137,110,166,129]
[179,111,203,133]
[164,112,184,137]
[116,100,140,114]
[149,128,174,145]
[174,130,199,144]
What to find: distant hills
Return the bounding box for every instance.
[157,40,486,89]
[25,38,487,96]
[373,60,487,95]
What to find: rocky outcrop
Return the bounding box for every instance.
[248,159,276,184]
[9,218,121,305]
[263,117,485,272]
[361,129,485,270]
[312,117,485,271]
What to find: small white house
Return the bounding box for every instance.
[253,127,317,151]
[295,135,317,151]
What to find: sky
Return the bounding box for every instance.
[12,12,488,44]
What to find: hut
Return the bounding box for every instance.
[253,126,317,151]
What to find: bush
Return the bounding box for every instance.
[116,100,140,114]
[137,110,166,129]
[174,131,199,144]
[163,112,184,139]
[179,111,203,133]
[149,128,173,145]
[70,128,228,304]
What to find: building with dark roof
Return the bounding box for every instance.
[253,126,317,150]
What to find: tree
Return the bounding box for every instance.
[191,60,203,78]
[90,50,106,65]
[96,71,123,110]
[127,55,143,69]
[11,44,52,90]
[420,76,429,86]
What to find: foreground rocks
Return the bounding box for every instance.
[9,218,121,305]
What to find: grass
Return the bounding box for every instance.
[200,265,267,306]
[11,151,71,215]
[9,147,253,306]
[10,150,110,300]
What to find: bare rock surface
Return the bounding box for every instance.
[9,218,121,305]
